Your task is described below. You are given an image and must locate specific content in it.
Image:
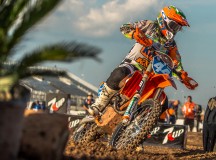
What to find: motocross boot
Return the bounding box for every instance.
[88,83,118,116]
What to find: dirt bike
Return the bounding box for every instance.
[72,51,178,150]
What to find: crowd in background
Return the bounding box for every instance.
[159,95,203,132]
[30,101,46,111]
[157,95,216,152]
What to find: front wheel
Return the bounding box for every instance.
[109,99,162,150]
[72,122,98,144]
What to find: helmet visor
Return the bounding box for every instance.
[166,18,182,33]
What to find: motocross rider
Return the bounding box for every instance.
[88,5,198,116]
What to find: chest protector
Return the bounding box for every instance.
[125,20,175,70]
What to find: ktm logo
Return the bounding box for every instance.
[48,97,65,111]
[163,127,184,144]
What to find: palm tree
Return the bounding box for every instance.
[0,1,101,159]
[0,0,101,97]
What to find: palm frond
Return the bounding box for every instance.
[6,0,63,57]
[0,0,6,6]
[0,0,28,56]
[0,0,28,30]
[0,0,102,91]
[13,41,101,79]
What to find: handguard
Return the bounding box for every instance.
[133,27,153,47]
[180,71,198,90]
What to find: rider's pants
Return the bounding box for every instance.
[106,63,136,90]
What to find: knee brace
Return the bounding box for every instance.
[106,66,131,90]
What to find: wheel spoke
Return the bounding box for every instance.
[111,100,158,150]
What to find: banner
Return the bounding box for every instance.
[46,93,68,114]
[67,115,85,133]
[67,115,187,149]
[143,123,188,149]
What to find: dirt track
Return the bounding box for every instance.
[64,132,216,160]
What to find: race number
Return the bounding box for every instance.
[153,56,172,76]
[153,62,171,74]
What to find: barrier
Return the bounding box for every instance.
[67,115,85,133]
[143,123,188,149]
[67,115,187,149]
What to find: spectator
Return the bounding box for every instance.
[195,104,202,132]
[182,96,196,132]
[32,101,41,111]
[83,93,95,115]
[168,100,180,124]
[40,101,46,110]
[159,108,175,124]
[203,97,216,152]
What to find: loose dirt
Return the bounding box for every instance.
[64,132,216,160]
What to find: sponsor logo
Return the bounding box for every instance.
[48,97,65,111]
[163,127,184,144]
[147,126,160,138]
[136,57,150,70]
[68,118,80,129]
[147,126,184,144]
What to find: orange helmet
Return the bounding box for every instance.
[157,5,190,40]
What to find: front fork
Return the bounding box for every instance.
[153,87,164,101]
[123,62,156,122]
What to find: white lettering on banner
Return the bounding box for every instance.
[172,129,184,138]
[48,97,66,111]
[48,98,56,108]
[68,119,80,129]
[162,127,174,144]
[150,127,160,135]
[162,127,185,144]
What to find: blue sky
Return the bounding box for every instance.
[13,0,216,107]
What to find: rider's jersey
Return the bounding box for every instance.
[120,20,183,72]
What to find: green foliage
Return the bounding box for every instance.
[13,42,101,79]
[0,0,101,91]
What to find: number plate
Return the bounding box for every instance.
[152,55,172,77]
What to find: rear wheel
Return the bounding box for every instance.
[109,99,161,150]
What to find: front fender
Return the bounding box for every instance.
[152,74,177,90]
[138,74,177,104]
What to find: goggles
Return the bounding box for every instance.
[165,18,182,33]
[161,10,182,33]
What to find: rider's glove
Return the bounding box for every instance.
[180,71,198,90]
[133,27,152,47]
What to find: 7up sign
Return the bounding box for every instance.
[46,93,67,113]
[144,124,187,149]
[48,97,66,112]
[162,127,185,144]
